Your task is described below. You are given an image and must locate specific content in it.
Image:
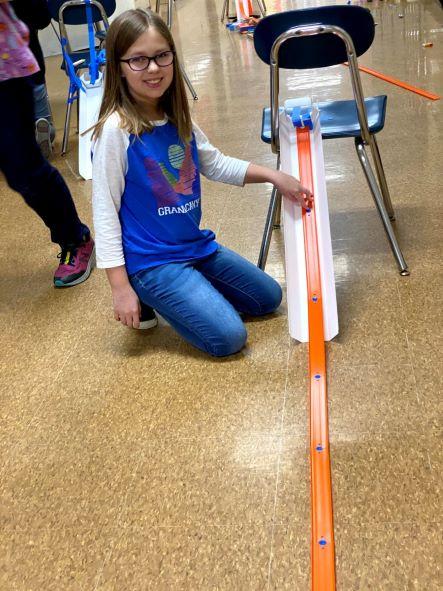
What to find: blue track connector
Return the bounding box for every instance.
[291,106,314,130]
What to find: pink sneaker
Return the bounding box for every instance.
[54,236,95,287]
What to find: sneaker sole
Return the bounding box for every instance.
[136,317,158,330]
[36,119,52,160]
[54,246,96,288]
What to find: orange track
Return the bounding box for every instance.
[343,63,440,101]
[237,0,254,19]
[296,127,336,591]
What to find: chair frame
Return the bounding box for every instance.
[57,0,110,155]
[154,0,198,100]
[155,0,174,28]
[258,23,409,276]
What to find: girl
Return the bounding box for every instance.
[92,8,312,357]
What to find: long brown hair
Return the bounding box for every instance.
[93,8,192,142]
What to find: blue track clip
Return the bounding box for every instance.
[291,106,314,130]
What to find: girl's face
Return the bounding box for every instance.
[120,28,174,113]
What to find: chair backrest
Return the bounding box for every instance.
[254,5,375,152]
[48,0,116,24]
[254,5,374,69]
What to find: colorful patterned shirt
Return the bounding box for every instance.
[0,3,39,82]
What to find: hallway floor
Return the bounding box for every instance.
[1,0,441,589]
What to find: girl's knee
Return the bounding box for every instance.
[207,323,247,357]
[259,277,282,315]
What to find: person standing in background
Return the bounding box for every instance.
[11,0,55,158]
[0,0,95,287]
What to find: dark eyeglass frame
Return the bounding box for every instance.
[120,51,175,71]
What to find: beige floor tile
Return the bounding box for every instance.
[119,435,280,528]
[268,525,310,591]
[327,277,410,368]
[97,525,271,591]
[331,431,439,526]
[0,522,112,591]
[329,364,434,435]
[0,434,139,590]
[397,268,443,356]
[335,523,442,591]
[17,361,288,444]
[138,365,288,439]
[274,435,311,527]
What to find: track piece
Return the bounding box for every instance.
[297,127,336,591]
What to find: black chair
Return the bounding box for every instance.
[48,0,116,155]
[254,5,409,276]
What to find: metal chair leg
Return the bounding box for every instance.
[167,0,173,28]
[355,139,409,275]
[273,191,282,229]
[258,154,281,269]
[256,0,267,17]
[155,0,160,12]
[181,64,198,100]
[368,135,395,221]
[220,0,229,22]
[258,185,281,270]
[61,92,74,156]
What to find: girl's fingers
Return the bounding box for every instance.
[122,312,140,328]
[115,310,141,327]
[297,193,311,209]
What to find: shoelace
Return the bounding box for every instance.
[57,246,78,266]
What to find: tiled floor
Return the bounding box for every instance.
[1,0,442,589]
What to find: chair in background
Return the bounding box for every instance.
[154,0,198,100]
[254,5,409,276]
[220,0,267,23]
[155,0,174,28]
[48,0,116,155]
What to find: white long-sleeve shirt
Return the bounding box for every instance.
[92,113,250,273]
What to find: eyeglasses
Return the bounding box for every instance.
[120,51,175,71]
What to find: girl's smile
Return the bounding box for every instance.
[142,78,163,89]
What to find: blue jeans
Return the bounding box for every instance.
[32,83,52,120]
[130,245,282,357]
[32,83,56,141]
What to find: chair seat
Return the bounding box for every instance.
[261,95,387,142]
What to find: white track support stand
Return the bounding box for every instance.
[78,71,104,180]
[279,98,338,343]
[235,0,251,20]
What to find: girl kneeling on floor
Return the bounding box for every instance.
[92,8,312,357]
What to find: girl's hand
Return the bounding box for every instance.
[112,284,141,329]
[273,171,313,209]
